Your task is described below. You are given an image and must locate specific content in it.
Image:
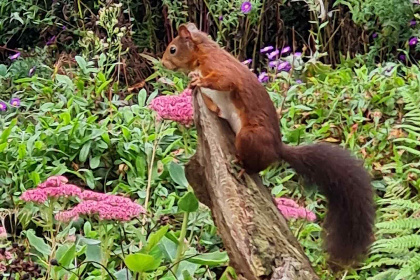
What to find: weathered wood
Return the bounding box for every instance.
[185,88,319,280]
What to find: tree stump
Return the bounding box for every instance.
[185,88,319,280]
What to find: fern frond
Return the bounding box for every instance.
[378,199,420,210]
[368,269,399,280]
[376,218,420,230]
[396,254,420,280]
[372,235,420,253]
[362,257,407,269]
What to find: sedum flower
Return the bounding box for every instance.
[149,88,194,125]
[275,198,316,222]
[21,184,82,204]
[55,192,146,222]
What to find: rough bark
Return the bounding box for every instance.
[185,88,319,280]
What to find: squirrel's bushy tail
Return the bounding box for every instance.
[279,143,375,265]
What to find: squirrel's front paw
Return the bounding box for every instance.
[188,71,200,79]
[188,71,202,88]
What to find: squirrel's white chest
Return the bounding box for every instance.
[200,87,242,134]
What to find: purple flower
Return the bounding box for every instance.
[268,60,279,68]
[277,61,291,72]
[281,46,291,54]
[242,59,252,65]
[240,2,252,14]
[260,46,274,53]
[46,36,56,46]
[372,33,378,39]
[267,50,279,60]
[29,66,36,77]
[219,15,223,21]
[296,80,302,84]
[294,52,302,57]
[399,54,406,61]
[62,25,67,30]
[258,72,269,83]
[10,98,20,107]
[409,37,418,46]
[410,19,416,27]
[0,102,7,112]
[9,52,20,60]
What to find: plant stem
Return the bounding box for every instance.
[173,211,189,273]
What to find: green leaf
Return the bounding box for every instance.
[124,253,161,273]
[54,244,76,272]
[146,89,159,105]
[90,156,101,169]
[0,64,7,77]
[1,118,17,144]
[159,236,177,261]
[178,191,199,213]
[144,225,169,253]
[56,74,74,90]
[188,251,229,266]
[26,229,51,257]
[168,162,189,188]
[220,266,238,280]
[79,141,91,162]
[85,244,102,262]
[138,89,147,107]
[83,169,95,189]
[114,268,132,280]
[75,56,87,71]
[175,261,198,280]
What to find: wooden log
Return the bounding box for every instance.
[185,88,319,280]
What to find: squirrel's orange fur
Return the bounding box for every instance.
[162,23,375,267]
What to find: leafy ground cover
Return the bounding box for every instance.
[0,1,420,279]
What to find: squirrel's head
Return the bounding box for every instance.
[162,23,203,73]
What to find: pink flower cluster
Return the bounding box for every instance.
[21,176,146,222]
[275,198,316,222]
[21,176,81,203]
[55,191,145,222]
[149,88,194,125]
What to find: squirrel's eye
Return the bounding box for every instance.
[170,46,177,54]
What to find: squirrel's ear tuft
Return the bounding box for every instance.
[178,24,191,40]
[185,23,199,33]
[178,22,199,39]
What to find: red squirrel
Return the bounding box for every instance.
[162,23,375,266]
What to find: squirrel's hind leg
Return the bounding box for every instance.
[235,126,280,174]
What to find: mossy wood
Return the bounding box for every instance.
[185,88,319,280]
